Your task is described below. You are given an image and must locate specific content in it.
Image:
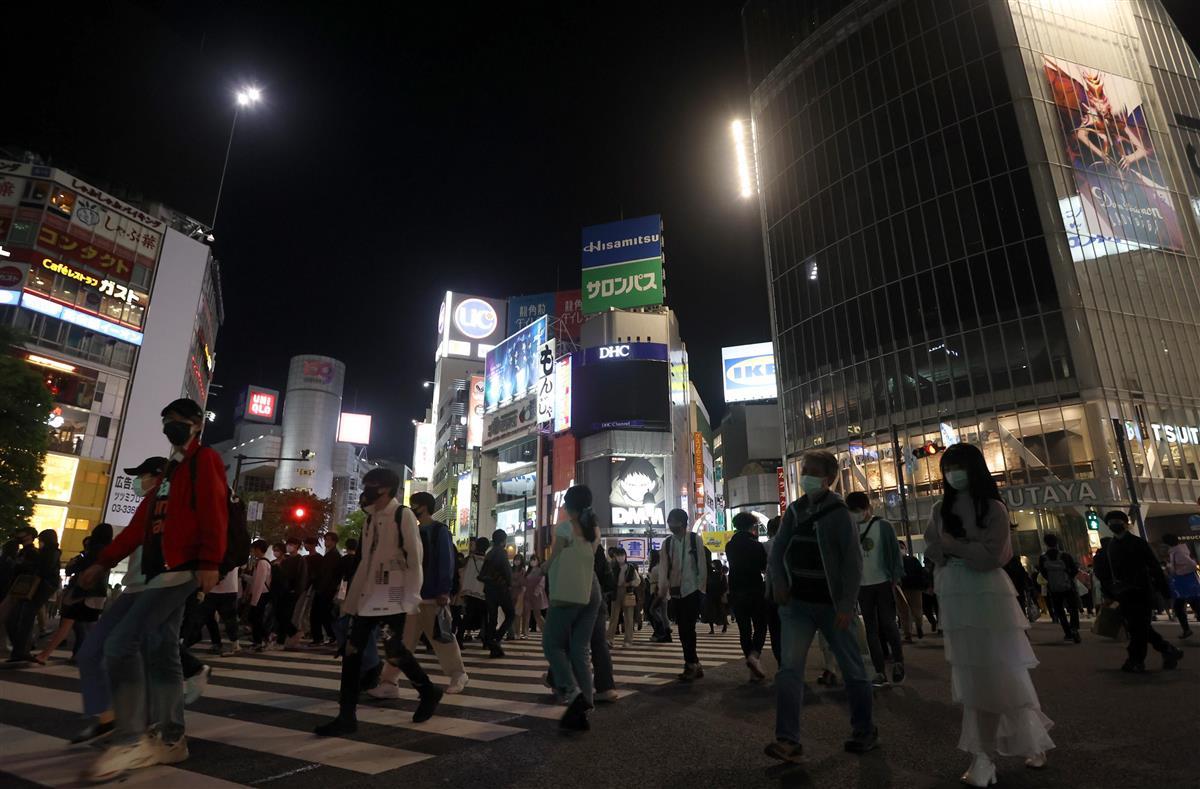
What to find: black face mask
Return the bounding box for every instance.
[163,421,193,447]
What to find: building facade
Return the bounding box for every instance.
[274,354,346,497]
[0,157,223,553]
[744,0,1200,561]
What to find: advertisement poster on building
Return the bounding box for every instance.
[413,422,435,479]
[456,471,473,534]
[554,289,584,343]
[721,342,777,403]
[507,292,555,337]
[553,354,572,433]
[581,256,664,313]
[485,315,548,412]
[777,466,787,514]
[1043,55,1183,255]
[467,374,485,448]
[610,456,666,526]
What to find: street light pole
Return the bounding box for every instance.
[233,450,311,496]
[211,86,261,232]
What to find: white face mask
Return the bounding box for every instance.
[800,475,826,495]
[855,511,871,524]
[945,470,970,491]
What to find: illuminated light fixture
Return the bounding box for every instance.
[235,86,263,107]
[20,293,144,346]
[732,119,754,198]
[26,354,76,373]
[805,258,819,281]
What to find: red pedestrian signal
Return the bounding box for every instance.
[293,506,307,520]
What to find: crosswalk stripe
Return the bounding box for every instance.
[195,668,586,720]
[205,654,669,686]
[0,681,431,775]
[0,722,245,788]
[33,666,525,742]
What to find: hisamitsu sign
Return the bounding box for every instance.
[581,215,662,269]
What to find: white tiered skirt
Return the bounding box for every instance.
[935,559,1056,757]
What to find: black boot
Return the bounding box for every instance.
[560,692,590,732]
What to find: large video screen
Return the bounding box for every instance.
[485,315,548,413]
[571,359,669,437]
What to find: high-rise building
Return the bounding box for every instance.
[274,354,346,497]
[0,157,223,552]
[743,0,1200,560]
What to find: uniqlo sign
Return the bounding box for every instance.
[243,386,279,423]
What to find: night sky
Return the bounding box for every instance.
[7,1,1198,462]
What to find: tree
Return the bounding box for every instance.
[252,488,332,544]
[336,509,365,545]
[0,325,52,541]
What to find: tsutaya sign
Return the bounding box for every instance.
[1125,420,1200,446]
[1001,479,1123,510]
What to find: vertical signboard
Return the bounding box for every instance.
[413,422,435,479]
[536,338,556,426]
[553,354,573,433]
[777,466,788,514]
[1043,56,1182,256]
[693,432,705,521]
[580,215,665,314]
[466,374,485,448]
[455,471,473,535]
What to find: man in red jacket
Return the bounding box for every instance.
[81,398,228,782]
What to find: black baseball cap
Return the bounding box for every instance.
[124,456,168,476]
[161,398,205,422]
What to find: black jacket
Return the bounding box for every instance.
[316,549,342,596]
[725,530,766,596]
[1094,533,1168,599]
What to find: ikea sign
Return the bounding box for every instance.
[722,342,777,403]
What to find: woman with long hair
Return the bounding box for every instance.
[541,484,602,731]
[35,523,114,664]
[523,554,547,636]
[922,443,1053,786]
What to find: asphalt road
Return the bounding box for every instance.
[2,619,1196,788]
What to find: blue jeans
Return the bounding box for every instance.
[776,600,872,744]
[104,579,197,746]
[77,592,139,717]
[542,579,601,706]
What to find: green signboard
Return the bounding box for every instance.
[581,256,664,313]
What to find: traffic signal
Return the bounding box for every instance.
[912,441,942,459]
[292,506,307,520]
[1085,510,1103,531]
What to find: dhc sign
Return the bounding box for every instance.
[722,341,777,403]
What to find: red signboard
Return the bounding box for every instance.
[0,264,23,289]
[248,390,277,420]
[552,433,578,525]
[777,466,788,515]
[555,289,584,343]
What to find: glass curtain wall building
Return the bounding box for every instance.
[743,0,1200,563]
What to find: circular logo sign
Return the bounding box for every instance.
[0,265,22,289]
[454,298,497,340]
[437,299,448,337]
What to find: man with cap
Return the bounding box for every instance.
[1093,511,1184,673]
[80,398,228,781]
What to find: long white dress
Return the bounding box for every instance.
[924,496,1055,757]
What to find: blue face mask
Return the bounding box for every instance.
[133,477,147,497]
[945,470,970,491]
[800,475,826,496]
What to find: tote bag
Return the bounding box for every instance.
[549,538,594,606]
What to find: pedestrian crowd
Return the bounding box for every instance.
[2,397,1196,785]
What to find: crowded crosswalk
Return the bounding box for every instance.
[1,630,747,785]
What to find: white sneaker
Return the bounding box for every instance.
[87,736,160,782]
[747,654,767,681]
[368,682,402,700]
[184,665,211,705]
[220,642,241,657]
[154,734,189,765]
[1025,752,1048,769]
[446,672,470,694]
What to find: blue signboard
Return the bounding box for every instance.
[580,214,662,269]
[582,342,668,365]
[721,341,776,403]
[506,292,556,337]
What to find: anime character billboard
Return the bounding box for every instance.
[1043,55,1182,256]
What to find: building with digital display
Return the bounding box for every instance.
[0,156,223,555]
[743,0,1200,561]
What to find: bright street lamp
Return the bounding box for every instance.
[731,119,754,199]
[213,85,263,230]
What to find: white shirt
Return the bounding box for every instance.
[211,568,239,595]
[858,518,888,587]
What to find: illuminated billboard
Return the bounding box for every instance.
[438,291,507,360]
[553,354,573,434]
[580,215,665,314]
[455,471,473,534]
[1044,56,1182,258]
[240,385,279,423]
[484,315,548,413]
[467,375,485,448]
[721,342,777,403]
[413,421,435,479]
[609,456,667,527]
[337,412,372,445]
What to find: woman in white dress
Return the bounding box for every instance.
[923,443,1054,786]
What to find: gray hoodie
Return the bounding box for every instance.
[768,490,863,616]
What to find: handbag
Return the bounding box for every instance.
[1091,603,1124,639]
[7,574,40,601]
[549,539,594,605]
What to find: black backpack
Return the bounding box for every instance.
[189,453,251,577]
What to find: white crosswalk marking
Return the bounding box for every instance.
[2,627,750,785]
[0,681,431,774]
[0,723,245,788]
